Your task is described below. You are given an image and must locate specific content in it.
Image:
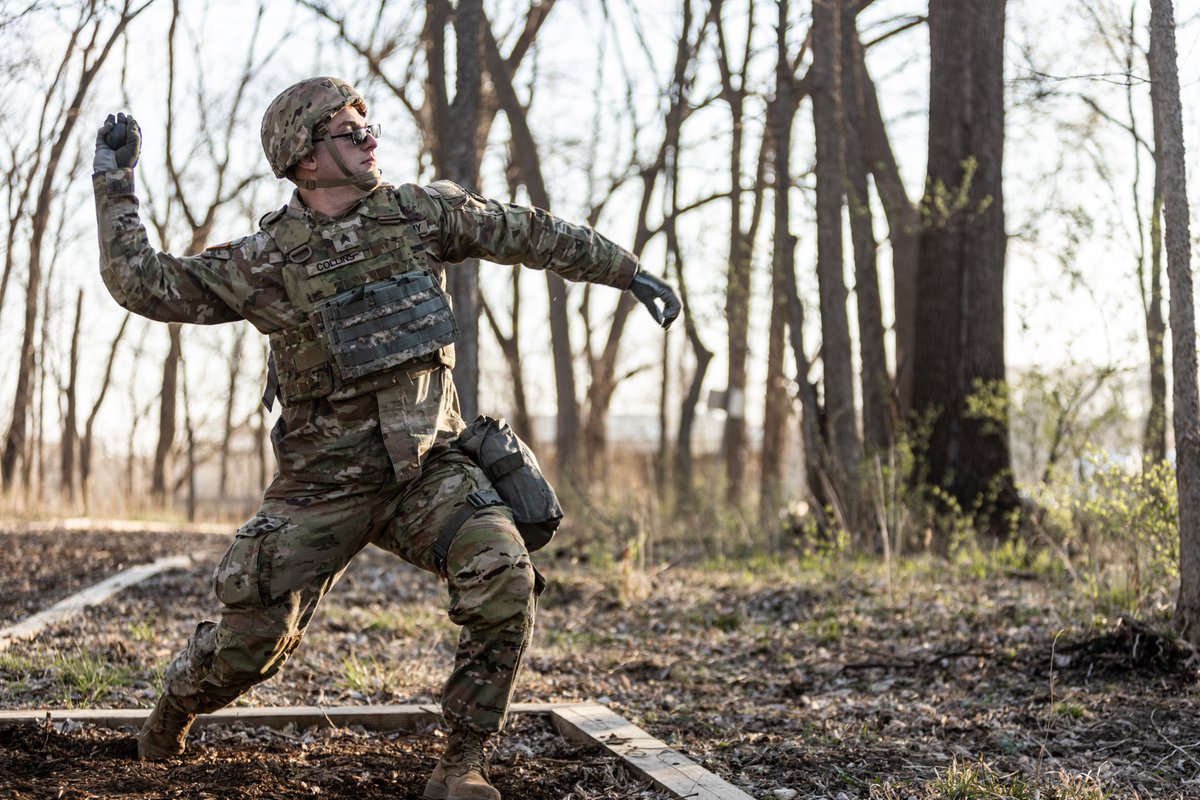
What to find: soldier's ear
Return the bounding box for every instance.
[293,148,319,174]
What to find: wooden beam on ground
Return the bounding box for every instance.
[550,703,755,800]
[0,554,203,652]
[0,518,229,536]
[0,703,753,799]
[0,703,446,732]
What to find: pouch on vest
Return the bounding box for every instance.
[309,271,459,384]
[452,416,563,551]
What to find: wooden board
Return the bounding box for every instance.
[0,702,752,799]
[2,518,229,536]
[0,554,200,652]
[548,703,755,800]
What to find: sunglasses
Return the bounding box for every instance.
[325,123,381,145]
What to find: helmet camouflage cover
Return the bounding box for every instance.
[261,76,368,178]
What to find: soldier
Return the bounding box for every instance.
[92,76,680,800]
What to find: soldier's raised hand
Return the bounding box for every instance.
[93,112,141,173]
[630,270,682,330]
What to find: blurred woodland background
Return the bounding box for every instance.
[2,0,1200,638]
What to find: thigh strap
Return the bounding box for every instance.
[433,488,506,577]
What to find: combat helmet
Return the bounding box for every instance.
[260,76,380,191]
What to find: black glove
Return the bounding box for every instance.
[93,112,141,173]
[630,270,682,330]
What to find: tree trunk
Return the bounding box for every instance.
[760,1,795,528]
[181,358,197,522]
[913,0,1017,538]
[665,0,710,502]
[854,36,920,417]
[1145,69,1168,465]
[1147,0,1200,646]
[812,0,861,490]
[81,312,131,510]
[445,0,483,421]
[60,288,83,502]
[841,7,892,457]
[714,0,756,504]
[219,324,246,497]
[151,324,182,501]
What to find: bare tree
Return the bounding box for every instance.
[760,0,797,524]
[1146,0,1200,646]
[218,324,247,497]
[666,0,714,501]
[1,0,152,493]
[841,2,891,458]
[812,0,862,504]
[80,312,131,509]
[444,0,483,420]
[852,19,922,417]
[60,288,83,501]
[712,0,759,503]
[151,323,181,500]
[139,0,273,502]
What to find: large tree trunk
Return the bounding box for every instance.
[1147,0,1200,646]
[841,6,892,458]
[812,0,861,491]
[913,0,1017,539]
[445,0,483,421]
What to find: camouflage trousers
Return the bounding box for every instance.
[160,446,539,736]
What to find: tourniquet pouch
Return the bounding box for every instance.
[452,416,563,550]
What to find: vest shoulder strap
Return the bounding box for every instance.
[260,209,314,260]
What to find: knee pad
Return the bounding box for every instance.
[445,511,536,629]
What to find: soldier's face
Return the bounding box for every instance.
[306,105,378,178]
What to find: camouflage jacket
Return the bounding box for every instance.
[93,168,638,484]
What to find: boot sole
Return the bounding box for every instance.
[137,742,185,761]
[422,778,499,800]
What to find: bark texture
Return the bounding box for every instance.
[913,0,1018,536]
[1146,0,1200,646]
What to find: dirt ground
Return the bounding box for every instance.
[2,524,1199,799]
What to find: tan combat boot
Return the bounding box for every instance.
[137,693,196,761]
[422,729,501,800]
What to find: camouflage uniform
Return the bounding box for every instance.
[92,165,637,736]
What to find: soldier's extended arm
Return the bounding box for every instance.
[93,114,248,326]
[418,180,680,329]
[419,181,637,290]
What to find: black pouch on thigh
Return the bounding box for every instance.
[451,416,563,551]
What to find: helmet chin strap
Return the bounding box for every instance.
[293,128,381,192]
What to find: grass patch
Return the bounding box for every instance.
[339,654,402,697]
[53,648,131,706]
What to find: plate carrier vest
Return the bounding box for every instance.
[261,190,458,408]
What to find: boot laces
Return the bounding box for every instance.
[460,734,487,772]
[154,696,193,730]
